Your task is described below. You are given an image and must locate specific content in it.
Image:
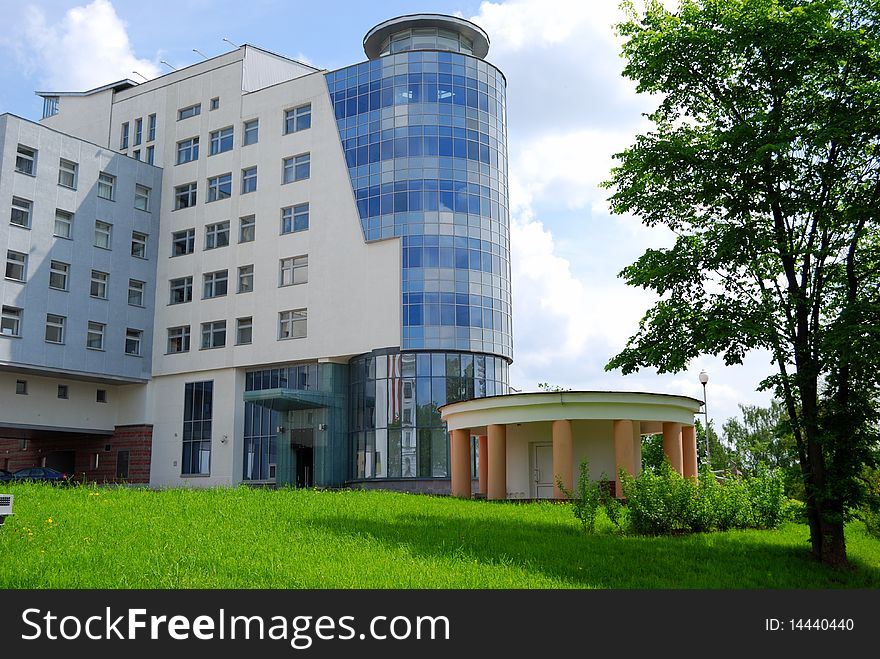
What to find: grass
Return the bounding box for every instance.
[1,483,878,588]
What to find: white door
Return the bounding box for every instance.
[533,443,554,499]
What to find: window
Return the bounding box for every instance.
[57,384,68,399]
[178,103,201,120]
[116,450,130,479]
[49,260,69,291]
[42,96,59,118]
[1,306,22,337]
[210,127,233,155]
[281,203,309,233]
[236,317,253,345]
[148,114,156,141]
[95,220,112,248]
[238,264,254,293]
[16,380,27,395]
[10,197,32,228]
[167,326,191,353]
[54,209,73,238]
[15,145,37,175]
[175,182,197,209]
[243,119,259,145]
[58,159,77,189]
[45,314,65,344]
[182,380,213,475]
[176,137,199,164]
[172,228,196,256]
[282,153,310,183]
[128,279,145,306]
[210,97,220,111]
[205,221,230,249]
[169,276,193,304]
[96,389,107,403]
[125,329,143,356]
[201,321,226,349]
[239,215,255,243]
[241,166,257,194]
[284,104,311,133]
[131,231,148,258]
[203,270,228,298]
[134,118,143,145]
[146,145,155,165]
[135,184,151,211]
[97,172,115,200]
[279,255,308,287]
[120,122,129,149]
[6,250,26,281]
[207,173,232,202]
[279,309,307,340]
[132,149,140,161]
[86,321,106,350]
[90,270,109,299]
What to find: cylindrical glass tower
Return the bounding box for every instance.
[326,14,512,485]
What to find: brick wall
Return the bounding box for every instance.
[0,425,152,484]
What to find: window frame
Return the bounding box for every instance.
[239,215,255,243]
[128,279,145,307]
[281,203,309,234]
[94,220,113,249]
[97,172,116,201]
[86,321,106,350]
[58,159,78,189]
[237,264,254,293]
[284,104,312,134]
[171,228,196,256]
[131,231,148,258]
[241,166,257,194]
[120,122,129,149]
[243,118,259,146]
[206,173,232,202]
[279,255,308,287]
[1,305,22,337]
[125,328,143,356]
[209,126,234,155]
[174,182,198,210]
[236,317,253,345]
[54,209,73,239]
[169,276,193,305]
[176,137,200,165]
[148,114,157,141]
[45,313,66,344]
[49,260,70,291]
[6,250,27,282]
[202,269,229,299]
[205,221,230,250]
[278,308,307,340]
[178,103,201,121]
[282,153,310,184]
[167,325,191,354]
[90,270,109,300]
[200,320,227,350]
[15,145,37,175]
[10,196,32,228]
[134,184,151,211]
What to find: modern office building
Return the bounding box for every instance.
[0,14,512,492]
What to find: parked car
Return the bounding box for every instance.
[0,468,13,483]
[11,467,73,485]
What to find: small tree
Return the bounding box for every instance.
[557,459,602,533]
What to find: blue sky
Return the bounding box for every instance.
[0,0,775,429]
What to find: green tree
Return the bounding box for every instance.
[604,0,880,566]
[724,400,796,473]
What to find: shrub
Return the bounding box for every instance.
[745,463,787,528]
[557,459,602,533]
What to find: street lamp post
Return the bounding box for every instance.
[699,370,710,464]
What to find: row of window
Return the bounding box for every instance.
[14,379,108,403]
[0,307,143,354]
[120,114,157,150]
[173,103,310,168]
[5,227,148,282]
[168,255,306,304]
[170,206,307,258]
[167,309,307,353]
[9,189,150,236]
[13,144,151,206]
[172,154,309,210]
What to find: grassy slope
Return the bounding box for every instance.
[1,484,878,589]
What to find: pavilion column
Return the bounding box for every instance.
[477,435,488,495]
[450,428,472,498]
[552,419,573,499]
[662,422,684,476]
[487,424,507,500]
[682,425,698,480]
[613,419,635,499]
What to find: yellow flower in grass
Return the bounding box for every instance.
[46,517,54,524]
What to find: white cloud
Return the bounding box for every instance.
[21,0,160,90]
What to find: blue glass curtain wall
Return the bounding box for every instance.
[326,50,513,360]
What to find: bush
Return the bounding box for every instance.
[620,460,788,535]
[557,459,602,533]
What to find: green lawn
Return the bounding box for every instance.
[1,483,878,588]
